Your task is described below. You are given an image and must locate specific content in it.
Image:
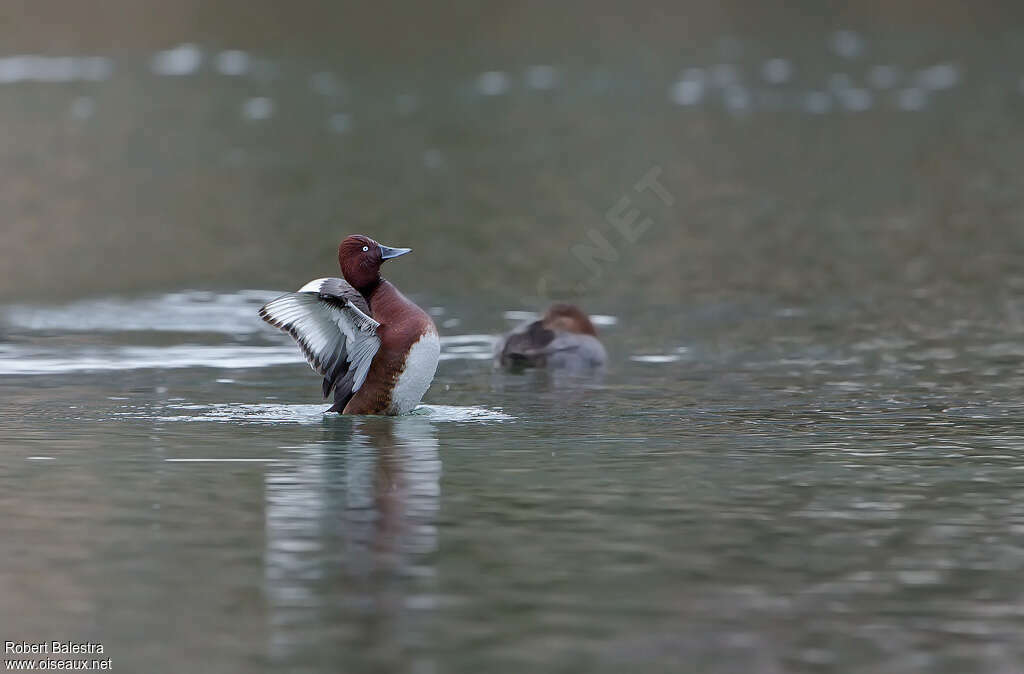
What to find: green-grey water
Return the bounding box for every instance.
[4,4,1024,672]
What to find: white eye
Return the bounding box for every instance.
[362,246,368,252]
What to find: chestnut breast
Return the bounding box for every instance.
[342,281,439,414]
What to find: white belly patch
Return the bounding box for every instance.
[388,330,441,415]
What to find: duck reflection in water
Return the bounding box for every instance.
[263,414,440,669]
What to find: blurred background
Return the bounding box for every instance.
[4,0,1024,311]
[5,3,1024,673]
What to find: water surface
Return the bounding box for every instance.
[4,289,1024,673]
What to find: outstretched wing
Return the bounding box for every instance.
[259,277,381,402]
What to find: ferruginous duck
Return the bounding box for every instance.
[259,235,440,415]
[495,303,607,371]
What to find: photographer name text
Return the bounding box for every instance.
[5,642,104,655]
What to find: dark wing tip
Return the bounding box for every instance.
[258,303,288,330]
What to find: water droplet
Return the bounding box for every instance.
[669,78,703,105]
[241,97,273,121]
[151,43,202,76]
[525,65,558,90]
[328,112,351,133]
[830,30,864,59]
[215,50,249,76]
[476,71,509,96]
[761,58,792,84]
[917,63,959,90]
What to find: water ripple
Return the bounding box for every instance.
[118,402,513,424]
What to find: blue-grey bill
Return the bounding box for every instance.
[379,245,412,260]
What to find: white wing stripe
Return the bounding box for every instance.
[297,278,330,293]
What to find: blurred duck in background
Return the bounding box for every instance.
[495,303,607,372]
